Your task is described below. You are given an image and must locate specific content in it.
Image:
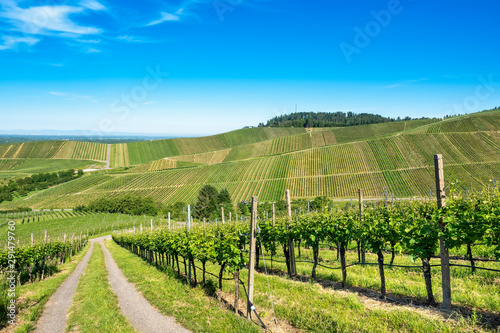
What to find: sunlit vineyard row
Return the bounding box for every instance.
[5,160,498,210]
[0,212,164,248]
[123,127,306,166]
[114,120,442,167]
[0,141,107,161]
[0,160,99,176]
[418,111,500,134]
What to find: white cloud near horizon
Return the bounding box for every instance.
[49,91,98,103]
[385,78,427,89]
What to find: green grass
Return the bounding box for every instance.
[260,245,500,313]
[106,240,261,333]
[66,243,136,333]
[9,244,91,333]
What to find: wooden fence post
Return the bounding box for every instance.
[285,190,296,277]
[247,196,258,319]
[435,154,451,309]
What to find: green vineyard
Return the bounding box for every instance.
[0,110,499,210]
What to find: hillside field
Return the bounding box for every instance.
[0,110,498,209]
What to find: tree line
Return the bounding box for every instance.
[259,111,433,128]
[0,169,83,204]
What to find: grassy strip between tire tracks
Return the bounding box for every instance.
[106,240,260,333]
[66,243,136,333]
[9,244,91,333]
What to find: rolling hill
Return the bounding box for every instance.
[0,109,498,209]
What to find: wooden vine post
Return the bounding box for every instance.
[358,189,365,264]
[187,204,191,285]
[221,206,225,224]
[272,203,276,226]
[285,190,296,277]
[434,154,451,309]
[247,196,258,319]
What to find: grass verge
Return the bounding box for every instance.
[106,240,260,333]
[66,243,136,333]
[197,259,484,333]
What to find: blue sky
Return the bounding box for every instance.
[1,0,499,136]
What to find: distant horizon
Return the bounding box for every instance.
[1,107,497,138]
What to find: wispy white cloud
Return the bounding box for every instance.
[86,47,101,53]
[79,0,107,11]
[385,78,427,89]
[47,63,65,67]
[0,3,102,36]
[147,11,182,26]
[0,35,39,50]
[76,38,101,43]
[116,35,150,43]
[49,91,98,103]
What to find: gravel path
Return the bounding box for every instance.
[35,236,190,333]
[98,237,191,333]
[34,241,96,333]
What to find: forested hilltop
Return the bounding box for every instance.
[261,111,434,128]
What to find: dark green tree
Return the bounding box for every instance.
[194,185,219,219]
[218,188,231,204]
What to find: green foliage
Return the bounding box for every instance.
[0,236,88,293]
[81,195,162,216]
[0,169,82,204]
[193,185,219,220]
[218,188,231,204]
[264,111,423,128]
[113,221,247,276]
